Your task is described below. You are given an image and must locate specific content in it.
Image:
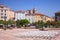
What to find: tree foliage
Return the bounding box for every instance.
[45,20,51,25]
[16,20,20,26]
[45,20,51,28]
[19,19,30,26]
[55,21,60,28]
[0,20,4,24]
[16,19,30,27]
[7,20,15,25]
[32,20,45,28]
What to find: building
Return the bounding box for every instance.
[15,10,26,21]
[0,4,15,21]
[25,8,36,23]
[15,7,54,23]
[43,16,54,22]
[33,13,43,22]
[25,14,34,23]
[33,13,54,23]
[25,7,54,23]
[55,12,60,22]
[0,4,54,24]
[15,10,34,23]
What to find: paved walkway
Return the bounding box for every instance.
[0,29,60,40]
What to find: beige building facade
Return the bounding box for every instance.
[0,4,54,23]
[0,4,15,21]
[33,14,54,23]
[25,8,54,23]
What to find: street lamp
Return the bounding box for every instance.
[3,13,7,30]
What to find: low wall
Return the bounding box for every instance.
[39,28,60,30]
[46,28,60,30]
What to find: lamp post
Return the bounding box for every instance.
[3,13,7,30]
[16,12,19,28]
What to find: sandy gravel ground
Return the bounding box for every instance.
[0,29,60,40]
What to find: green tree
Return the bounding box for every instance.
[16,20,20,27]
[19,19,30,27]
[55,21,60,28]
[3,21,7,25]
[0,20,4,24]
[7,20,16,25]
[32,20,45,28]
[38,21,44,28]
[50,21,55,28]
[45,20,51,28]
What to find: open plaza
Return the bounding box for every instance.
[0,28,60,40]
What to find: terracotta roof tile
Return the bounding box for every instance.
[55,11,60,15]
[16,10,25,13]
[33,13,44,16]
[0,4,7,8]
[25,13,44,16]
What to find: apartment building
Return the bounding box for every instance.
[15,7,54,23]
[43,16,54,22]
[25,8,54,23]
[15,10,26,21]
[33,13,53,23]
[0,4,54,23]
[0,4,15,21]
[33,13,42,22]
[55,12,60,22]
[25,14,34,23]
[25,8,36,23]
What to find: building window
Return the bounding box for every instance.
[29,19,30,21]
[12,18,15,20]
[55,16,57,21]
[5,10,6,12]
[1,13,3,15]
[1,10,3,12]
[1,16,3,18]
[55,16,57,19]
[41,16,43,19]
[55,19,57,22]
[4,16,7,19]
[5,14,6,15]
[45,17,46,20]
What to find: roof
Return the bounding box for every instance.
[25,13,53,19]
[35,13,52,18]
[0,4,7,8]
[25,13,44,16]
[33,13,44,16]
[25,14,33,16]
[55,11,60,15]
[16,10,25,13]
[0,4,15,12]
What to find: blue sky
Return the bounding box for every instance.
[0,0,60,17]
